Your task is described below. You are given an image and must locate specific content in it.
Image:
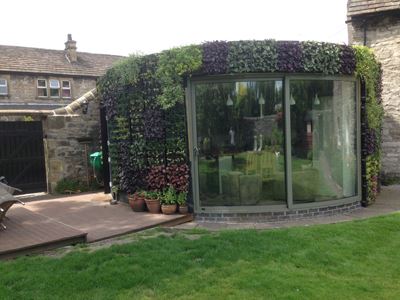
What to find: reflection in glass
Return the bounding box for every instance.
[195,80,286,206]
[290,80,357,203]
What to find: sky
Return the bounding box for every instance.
[1,0,349,56]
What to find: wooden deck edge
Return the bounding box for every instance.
[0,233,87,260]
[88,214,194,243]
[160,214,194,227]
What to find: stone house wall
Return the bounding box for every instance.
[43,99,101,192]
[0,72,97,105]
[0,72,102,192]
[348,13,400,177]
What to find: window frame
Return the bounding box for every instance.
[37,79,48,98]
[61,80,72,99]
[187,73,361,214]
[49,79,61,98]
[0,78,8,95]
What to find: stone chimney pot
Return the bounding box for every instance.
[65,34,77,63]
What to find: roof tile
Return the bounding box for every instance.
[348,0,400,17]
[0,45,123,77]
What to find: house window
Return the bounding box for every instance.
[62,80,71,98]
[0,79,7,95]
[49,79,60,98]
[37,79,48,97]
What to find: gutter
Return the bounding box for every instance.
[0,88,97,116]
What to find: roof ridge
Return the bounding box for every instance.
[0,44,124,57]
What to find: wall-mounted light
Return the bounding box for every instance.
[82,99,89,114]
[290,94,296,105]
[258,94,265,105]
[258,94,265,117]
[226,94,233,106]
[314,93,320,105]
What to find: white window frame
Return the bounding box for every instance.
[0,79,7,95]
[37,79,48,98]
[49,79,60,98]
[61,80,71,98]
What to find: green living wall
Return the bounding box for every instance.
[97,40,382,206]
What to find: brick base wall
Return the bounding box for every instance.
[195,201,361,223]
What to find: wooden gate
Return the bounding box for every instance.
[0,121,46,193]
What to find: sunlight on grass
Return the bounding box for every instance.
[1,213,400,299]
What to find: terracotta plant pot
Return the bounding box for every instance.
[145,198,161,214]
[178,205,188,214]
[161,204,177,215]
[128,194,146,212]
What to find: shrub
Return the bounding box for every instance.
[146,163,189,192]
[55,178,89,194]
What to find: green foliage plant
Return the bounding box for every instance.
[160,186,177,205]
[227,40,277,73]
[55,178,89,194]
[353,45,384,205]
[176,191,187,206]
[353,46,384,130]
[301,41,341,75]
[156,45,202,109]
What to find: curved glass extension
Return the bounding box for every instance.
[187,75,359,213]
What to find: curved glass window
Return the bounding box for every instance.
[195,80,286,206]
[190,76,358,211]
[290,79,357,203]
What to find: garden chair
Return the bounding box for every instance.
[0,182,24,230]
[245,151,259,175]
[260,151,276,179]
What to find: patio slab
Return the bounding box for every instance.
[1,192,191,258]
[23,192,190,242]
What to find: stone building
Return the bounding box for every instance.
[347,0,400,177]
[0,35,122,193]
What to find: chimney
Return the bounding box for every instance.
[65,34,77,63]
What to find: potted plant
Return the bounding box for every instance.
[144,191,161,214]
[177,191,188,214]
[160,186,177,215]
[128,190,146,212]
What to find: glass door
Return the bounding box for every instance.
[192,79,286,208]
[289,79,358,204]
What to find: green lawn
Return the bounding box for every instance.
[1,214,400,300]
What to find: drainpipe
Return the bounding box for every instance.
[363,20,367,46]
[52,89,97,115]
[0,88,97,116]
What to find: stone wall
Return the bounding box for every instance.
[43,98,101,192]
[0,71,102,192]
[0,73,97,104]
[348,14,400,176]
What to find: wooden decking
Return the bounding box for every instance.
[0,207,86,259]
[0,192,192,259]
